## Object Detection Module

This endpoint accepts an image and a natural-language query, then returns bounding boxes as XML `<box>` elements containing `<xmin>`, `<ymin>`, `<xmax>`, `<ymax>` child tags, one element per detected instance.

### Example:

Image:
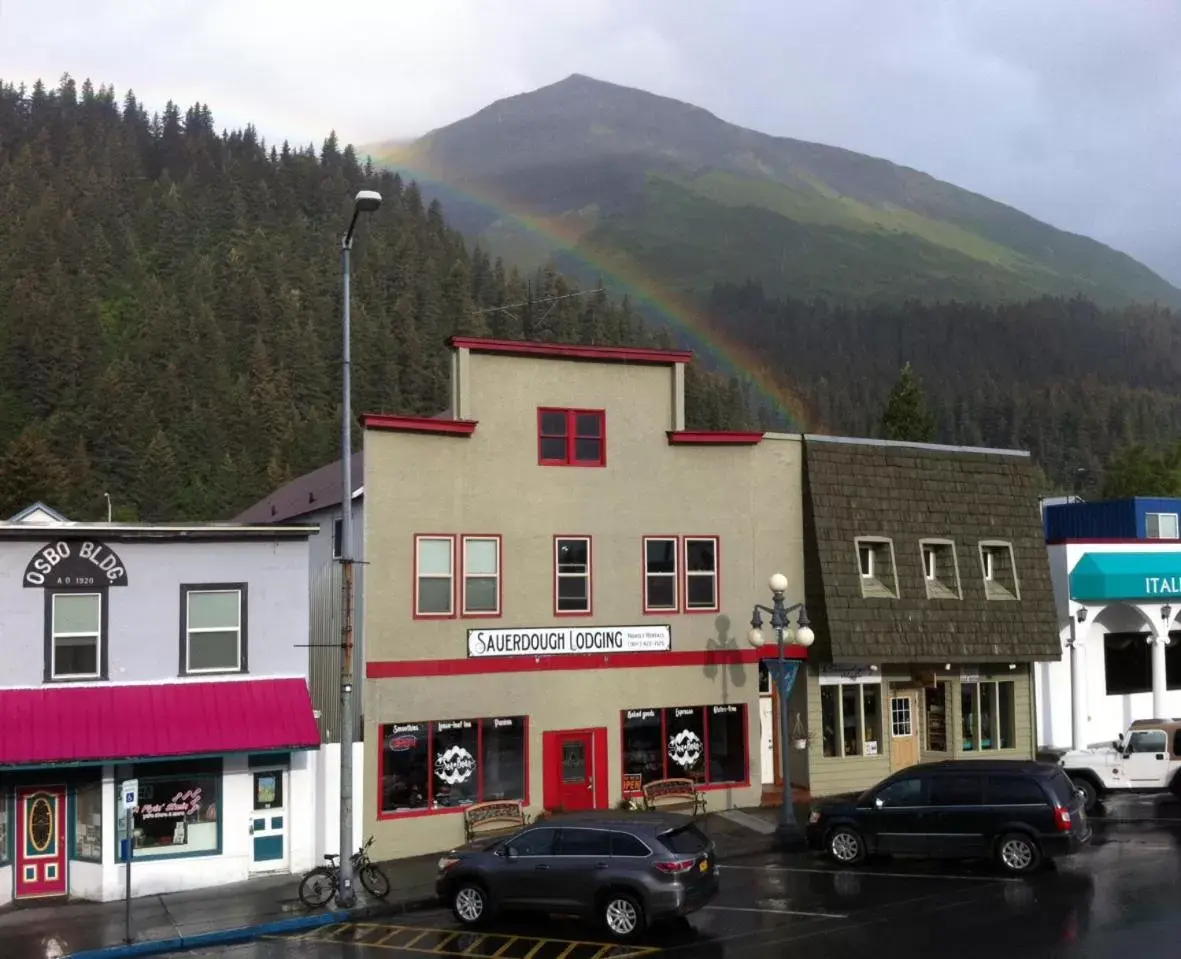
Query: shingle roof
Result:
<box><xmin>233</xmin><ymin>452</ymin><xmax>363</xmax><ymax>524</ymax></box>
<box><xmin>801</xmin><ymin>436</ymin><xmax>1061</xmax><ymax>663</ymax></box>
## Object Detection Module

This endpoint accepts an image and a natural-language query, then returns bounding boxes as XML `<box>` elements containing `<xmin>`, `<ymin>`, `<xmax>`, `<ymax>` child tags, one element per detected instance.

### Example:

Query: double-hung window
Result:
<box><xmin>182</xmin><ymin>586</ymin><xmax>246</xmax><ymax>673</ymax></box>
<box><xmin>538</xmin><ymin>408</ymin><xmax>605</xmax><ymax>466</ymax></box>
<box><xmin>462</xmin><ymin>536</ymin><xmax>501</xmax><ymax>616</ymax></box>
<box><xmin>643</xmin><ymin>537</ymin><xmax>678</xmax><ymax>612</ymax></box>
<box><xmin>683</xmin><ymin>537</ymin><xmax>719</xmax><ymax>612</ymax></box>
<box><xmin>49</xmin><ymin>592</ymin><xmax>103</xmax><ymax>680</ymax></box>
<box><xmin>555</xmin><ymin>537</ymin><xmax>592</xmax><ymax>614</ymax></box>
<box><xmin>415</xmin><ymin>535</ymin><xmax>455</xmax><ymax>617</ymax></box>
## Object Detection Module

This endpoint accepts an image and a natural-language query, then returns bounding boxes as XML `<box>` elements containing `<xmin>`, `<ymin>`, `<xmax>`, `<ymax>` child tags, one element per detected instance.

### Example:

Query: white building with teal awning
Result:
<box><xmin>1038</xmin><ymin>542</ymin><xmax>1181</xmax><ymax>750</ymax></box>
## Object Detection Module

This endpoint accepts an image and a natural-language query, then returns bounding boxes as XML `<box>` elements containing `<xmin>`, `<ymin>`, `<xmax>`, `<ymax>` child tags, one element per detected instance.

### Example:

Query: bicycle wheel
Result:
<box><xmin>359</xmin><ymin>862</ymin><xmax>390</xmax><ymax>899</ymax></box>
<box><xmin>299</xmin><ymin>866</ymin><xmax>337</xmax><ymax>908</ymax></box>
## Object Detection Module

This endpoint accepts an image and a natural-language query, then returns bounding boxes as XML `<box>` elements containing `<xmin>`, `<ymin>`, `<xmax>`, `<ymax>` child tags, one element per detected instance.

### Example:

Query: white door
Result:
<box><xmin>1120</xmin><ymin>729</ymin><xmax>1171</xmax><ymax>787</ymax></box>
<box><xmin>249</xmin><ymin>768</ymin><xmax>289</xmax><ymax>872</ymax></box>
<box><xmin>759</xmin><ymin>698</ymin><xmax>775</xmax><ymax>784</ymax></box>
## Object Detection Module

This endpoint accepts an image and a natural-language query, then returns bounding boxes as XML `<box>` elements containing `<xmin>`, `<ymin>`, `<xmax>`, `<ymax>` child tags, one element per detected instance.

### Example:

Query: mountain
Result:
<box><xmin>368</xmin><ymin>74</ymin><xmax>1181</xmax><ymax>309</ymax></box>
<box><xmin>0</xmin><ymin>75</ymin><xmax>750</xmax><ymax>522</ymax></box>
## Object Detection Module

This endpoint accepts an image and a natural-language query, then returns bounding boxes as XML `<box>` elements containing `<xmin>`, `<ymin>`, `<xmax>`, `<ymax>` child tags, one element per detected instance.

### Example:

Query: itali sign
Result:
<box><xmin>1069</xmin><ymin>552</ymin><xmax>1181</xmax><ymax>602</ymax></box>
<box><xmin>467</xmin><ymin>625</ymin><xmax>672</xmax><ymax>658</ymax></box>
<box><xmin>23</xmin><ymin>540</ymin><xmax>129</xmax><ymax>588</ymax></box>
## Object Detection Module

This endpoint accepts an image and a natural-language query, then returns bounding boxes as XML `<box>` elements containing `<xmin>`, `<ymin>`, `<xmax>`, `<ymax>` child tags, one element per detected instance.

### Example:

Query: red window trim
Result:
<box><xmin>619</xmin><ymin>704</ymin><xmax>751</xmax><ymax>796</ymax></box>
<box><xmin>666</xmin><ymin>431</ymin><xmax>765</xmax><ymax>445</ymax></box>
<box><xmin>447</xmin><ymin>336</ymin><xmax>694</xmax><ymax>366</ymax></box>
<box><xmin>681</xmin><ymin>536</ymin><xmax>721</xmax><ymax>615</ymax></box>
<box><xmin>413</xmin><ymin>534</ymin><xmax>456</xmax><ymax>620</ymax></box>
<box><xmin>460</xmin><ymin>534</ymin><xmax>503</xmax><ymax>619</ymax></box>
<box><xmin>553</xmin><ymin>535</ymin><xmax>593</xmax><ymax>617</ymax></box>
<box><xmin>363</xmin><ymin>413</ymin><xmax>477</xmax><ymax>436</ymax></box>
<box><xmin>641</xmin><ymin>535</ymin><xmax>680</xmax><ymax>615</ymax></box>
<box><xmin>537</xmin><ymin>408</ymin><xmax>607</xmax><ymax>467</ymax></box>
<box><xmin>376</xmin><ymin>716</ymin><xmax>532</xmax><ymax>821</ymax></box>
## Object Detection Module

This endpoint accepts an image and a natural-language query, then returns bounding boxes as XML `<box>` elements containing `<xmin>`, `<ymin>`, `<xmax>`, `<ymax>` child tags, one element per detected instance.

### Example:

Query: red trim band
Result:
<box><xmin>447</xmin><ymin>336</ymin><xmax>693</xmax><ymax>366</ymax></box>
<box><xmin>1046</xmin><ymin>538</ymin><xmax>1181</xmax><ymax>545</ymax></box>
<box><xmin>667</xmin><ymin>431</ymin><xmax>765</xmax><ymax>445</ymax></box>
<box><xmin>363</xmin><ymin>414</ymin><xmax>477</xmax><ymax>435</ymax></box>
<box><xmin>367</xmin><ymin>645</ymin><xmax>805</xmax><ymax>679</ymax></box>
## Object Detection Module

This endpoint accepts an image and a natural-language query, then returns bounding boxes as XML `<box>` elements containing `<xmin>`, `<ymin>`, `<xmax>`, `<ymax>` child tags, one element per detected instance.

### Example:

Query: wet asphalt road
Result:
<box><xmin>165</xmin><ymin>825</ymin><xmax>1181</xmax><ymax>959</ymax></box>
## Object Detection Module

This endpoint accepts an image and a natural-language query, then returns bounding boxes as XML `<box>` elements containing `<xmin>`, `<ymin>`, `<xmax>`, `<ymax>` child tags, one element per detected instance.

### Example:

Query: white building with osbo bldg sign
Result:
<box><xmin>0</xmin><ymin>509</ymin><xmax>324</xmax><ymax>906</ymax></box>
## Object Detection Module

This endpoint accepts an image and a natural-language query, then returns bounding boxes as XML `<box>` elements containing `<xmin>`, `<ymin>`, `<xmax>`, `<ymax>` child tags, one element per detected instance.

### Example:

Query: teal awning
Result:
<box><xmin>1070</xmin><ymin>552</ymin><xmax>1181</xmax><ymax>602</ymax></box>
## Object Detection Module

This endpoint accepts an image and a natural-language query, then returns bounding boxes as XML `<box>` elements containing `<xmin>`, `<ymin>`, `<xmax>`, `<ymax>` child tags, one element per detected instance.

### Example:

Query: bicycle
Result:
<box><xmin>299</xmin><ymin>835</ymin><xmax>391</xmax><ymax>907</ymax></box>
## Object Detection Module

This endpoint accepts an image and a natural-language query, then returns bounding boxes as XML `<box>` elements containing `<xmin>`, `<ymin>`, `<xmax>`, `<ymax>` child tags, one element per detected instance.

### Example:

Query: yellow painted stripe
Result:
<box><xmin>402</xmin><ymin>929</ymin><xmax>434</xmax><ymax>948</ymax></box>
<box><xmin>458</xmin><ymin>936</ymin><xmax>488</xmax><ymax>956</ymax></box>
<box><xmin>489</xmin><ymin>937</ymin><xmax>519</xmax><ymax>958</ymax></box>
<box><xmin>552</xmin><ymin>942</ymin><xmax>580</xmax><ymax>959</ymax></box>
<box><xmin>521</xmin><ymin>939</ymin><xmax>550</xmax><ymax>959</ymax></box>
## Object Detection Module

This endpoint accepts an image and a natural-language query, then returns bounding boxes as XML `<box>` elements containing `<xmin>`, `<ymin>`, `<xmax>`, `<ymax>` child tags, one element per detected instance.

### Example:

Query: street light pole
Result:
<box><xmin>337</xmin><ymin>188</ymin><xmax>382</xmax><ymax>908</ymax></box>
<box><xmin>748</xmin><ymin>572</ymin><xmax>814</xmax><ymax>850</ymax></box>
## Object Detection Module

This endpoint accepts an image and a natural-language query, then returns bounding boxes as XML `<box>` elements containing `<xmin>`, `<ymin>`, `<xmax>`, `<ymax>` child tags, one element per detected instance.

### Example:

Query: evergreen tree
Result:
<box><xmin>879</xmin><ymin>363</ymin><xmax>938</xmax><ymax>443</ymax></box>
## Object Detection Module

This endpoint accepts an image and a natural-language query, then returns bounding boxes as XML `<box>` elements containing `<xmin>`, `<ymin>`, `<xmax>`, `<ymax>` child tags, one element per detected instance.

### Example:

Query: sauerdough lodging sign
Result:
<box><xmin>467</xmin><ymin>625</ymin><xmax>671</xmax><ymax>658</ymax></box>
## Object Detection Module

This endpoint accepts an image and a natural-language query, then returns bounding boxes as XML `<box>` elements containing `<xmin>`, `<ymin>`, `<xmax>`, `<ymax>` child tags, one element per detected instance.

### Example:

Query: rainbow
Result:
<box><xmin>375</xmin><ymin>156</ymin><xmax>817</xmax><ymax>432</ymax></box>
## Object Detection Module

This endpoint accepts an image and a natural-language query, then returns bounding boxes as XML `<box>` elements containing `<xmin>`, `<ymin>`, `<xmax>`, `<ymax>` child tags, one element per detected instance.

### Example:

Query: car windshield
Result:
<box><xmin>659</xmin><ymin>823</ymin><xmax>710</xmax><ymax>855</ymax></box>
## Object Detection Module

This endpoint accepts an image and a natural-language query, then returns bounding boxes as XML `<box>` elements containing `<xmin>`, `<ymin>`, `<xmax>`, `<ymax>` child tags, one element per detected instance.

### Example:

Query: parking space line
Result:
<box><xmin>402</xmin><ymin>929</ymin><xmax>434</xmax><ymax>948</ymax></box>
<box><xmin>520</xmin><ymin>939</ymin><xmax>548</xmax><ymax>959</ymax></box>
<box><xmin>720</xmin><ymin>864</ymin><xmax>1018</xmax><ymax>882</ymax></box>
<box><xmin>704</xmin><ymin>904</ymin><xmax>848</xmax><ymax>919</ymax></box>
<box><xmin>489</xmin><ymin>936</ymin><xmax>519</xmax><ymax>957</ymax></box>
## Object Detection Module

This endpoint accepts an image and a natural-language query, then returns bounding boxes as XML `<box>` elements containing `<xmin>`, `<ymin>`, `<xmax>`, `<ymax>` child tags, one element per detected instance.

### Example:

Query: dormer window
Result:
<box><xmin>854</xmin><ymin>537</ymin><xmax>898</xmax><ymax>599</ymax></box>
<box><xmin>920</xmin><ymin>539</ymin><xmax>962</xmax><ymax>600</ymax></box>
<box><xmin>538</xmin><ymin>409</ymin><xmax>606</xmax><ymax>467</ymax></box>
<box><xmin>979</xmin><ymin>541</ymin><xmax>1020</xmax><ymax>600</ymax></box>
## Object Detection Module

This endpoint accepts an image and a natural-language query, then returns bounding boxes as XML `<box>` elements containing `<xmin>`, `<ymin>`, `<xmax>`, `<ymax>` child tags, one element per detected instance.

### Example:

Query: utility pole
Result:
<box><xmin>336</xmin><ymin>188</ymin><xmax>382</xmax><ymax>907</ymax></box>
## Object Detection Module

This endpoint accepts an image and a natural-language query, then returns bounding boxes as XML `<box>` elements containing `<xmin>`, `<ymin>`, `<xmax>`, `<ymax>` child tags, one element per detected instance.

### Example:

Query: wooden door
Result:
<box><xmin>555</xmin><ymin>732</ymin><xmax>596</xmax><ymax>811</ymax></box>
<box><xmin>889</xmin><ymin>693</ymin><xmax>920</xmax><ymax>772</ymax></box>
<box><xmin>15</xmin><ymin>787</ymin><xmax>67</xmax><ymax>899</ymax></box>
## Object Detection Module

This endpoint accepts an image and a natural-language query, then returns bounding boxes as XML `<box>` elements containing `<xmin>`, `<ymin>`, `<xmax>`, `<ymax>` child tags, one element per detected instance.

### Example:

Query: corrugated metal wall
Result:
<box><xmin>308</xmin><ymin>558</ymin><xmax>363</xmax><ymax>742</ymax></box>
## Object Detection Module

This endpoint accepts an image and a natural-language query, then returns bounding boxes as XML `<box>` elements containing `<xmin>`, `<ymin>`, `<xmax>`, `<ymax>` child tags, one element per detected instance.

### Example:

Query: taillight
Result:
<box><xmin>1054</xmin><ymin>806</ymin><xmax>1072</xmax><ymax>832</ymax></box>
<box><xmin>655</xmin><ymin>857</ymin><xmax>698</xmax><ymax>874</ymax></box>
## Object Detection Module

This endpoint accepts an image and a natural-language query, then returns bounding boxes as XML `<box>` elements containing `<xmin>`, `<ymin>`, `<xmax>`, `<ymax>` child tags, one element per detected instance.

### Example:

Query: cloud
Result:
<box><xmin>1</xmin><ymin>0</ymin><xmax>1177</xmax><ymax>283</ymax></box>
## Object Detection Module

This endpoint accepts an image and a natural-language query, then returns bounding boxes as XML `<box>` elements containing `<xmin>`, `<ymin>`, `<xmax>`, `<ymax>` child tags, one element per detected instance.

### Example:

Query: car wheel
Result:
<box><xmin>996</xmin><ymin>833</ymin><xmax>1042</xmax><ymax>875</ymax></box>
<box><xmin>1071</xmin><ymin>777</ymin><xmax>1098</xmax><ymax>813</ymax></box>
<box><xmin>451</xmin><ymin>882</ymin><xmax>490</xmax><ymax>927</ymax></box>
<box><xmin>601</xmin><ymin>890</ymin><xmax>646</xmax><ymax>942</ymax></box>
<box><xmin>827</xmin><ymin>826</ymin><xmax>867</xmax><ymax>866</ymax></box>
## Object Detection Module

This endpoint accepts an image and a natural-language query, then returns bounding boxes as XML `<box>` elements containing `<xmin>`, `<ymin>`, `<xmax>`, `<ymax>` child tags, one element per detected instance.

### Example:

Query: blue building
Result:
<box><xmin>1044</xmin><ymin>497</ymin><xmax>1181</xmax><ymax>543</ymax></box>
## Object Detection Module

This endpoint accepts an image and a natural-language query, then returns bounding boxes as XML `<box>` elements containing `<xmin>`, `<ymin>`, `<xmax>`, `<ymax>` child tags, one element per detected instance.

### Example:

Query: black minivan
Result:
<box><xmin>805</xmin><ymin>760</ymin><xmax>1091</xmax><ymax>875</ymax></box>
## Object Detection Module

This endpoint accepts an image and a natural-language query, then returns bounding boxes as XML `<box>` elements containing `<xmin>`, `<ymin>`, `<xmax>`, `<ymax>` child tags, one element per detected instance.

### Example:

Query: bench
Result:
<box><xmin>642</xmin><ymin>778</ymin><xmax>706</xmax><ymax>815</ymax></box>
<box><xmin>463</xmin><ymin>800</ymin><xmax>530</xmax><ymax>842</ymax></box>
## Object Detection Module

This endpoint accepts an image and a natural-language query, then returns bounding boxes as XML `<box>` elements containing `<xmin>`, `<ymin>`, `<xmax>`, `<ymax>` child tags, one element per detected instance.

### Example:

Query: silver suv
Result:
<box><xmin>436</xmin><ymin>814</ymin><xmax>719</xmax><ymax>941</ymax></box>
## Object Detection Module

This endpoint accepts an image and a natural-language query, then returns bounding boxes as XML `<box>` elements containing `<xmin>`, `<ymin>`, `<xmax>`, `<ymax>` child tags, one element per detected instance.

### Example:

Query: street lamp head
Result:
<box><xmin>747</xmin><ymin>627</ymin><xmax>766</xmax><ymax>648</ymax></box>
<box><xmin>794</xmin><ymin>624</ymin><xmax>815</xmax><ymax>648</ymax></box>
<box><xmin>768</xmin><ymin>572</ymin><xmax>788</xmax><ymax>594</ymax></box>
<box><xmin>354</xmin><ymin>189</ymin><xmax>383</xmax><ymax>214</ymax></box>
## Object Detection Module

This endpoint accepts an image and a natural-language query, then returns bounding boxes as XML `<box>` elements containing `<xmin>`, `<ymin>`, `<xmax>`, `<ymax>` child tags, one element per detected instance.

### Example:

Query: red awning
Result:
<box><xmin>0</xmin><ymin>678</ymin><xmax>322</xmax><ymax>766</ymax></box>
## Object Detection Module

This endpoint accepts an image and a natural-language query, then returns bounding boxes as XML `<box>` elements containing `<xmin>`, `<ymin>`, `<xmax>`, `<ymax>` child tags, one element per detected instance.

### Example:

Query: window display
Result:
<box><xmin>73</xmin><ymin>782</ymin><xmax>103</xmax><ymax>861</ymax></box>
<box><xmin>0</xmin><ymin>798</ymin><xmax>7</xmax><ymax>864</ymax></box>
<box><xmin>620</xmin><ymin>704</ymin><xmax>749</xmax><ymax>790</ymax></box>
<box><xmin>819</xmin><ymin>678</ymin><xmax>882</xmax><ymax>758</ymax></box>
<box><xmin>116</xmin><ymin>774</ymin><xmax>220</xmax><ymax>859</ymax></box>
<box><xmin>379</xmin><ymin>716</ymin><xmax>527</xmax><ymax>815</ymax></box>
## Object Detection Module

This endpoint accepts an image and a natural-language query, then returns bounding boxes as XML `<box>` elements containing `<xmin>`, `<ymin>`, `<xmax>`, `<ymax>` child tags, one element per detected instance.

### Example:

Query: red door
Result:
<box><xmin>557</xmin><ymin>732</ymin><xmax>595</xmax><ymax>812</ymax></box>
<box><xmin>15</xmin><ymin>787</ymin><xmax>67</xmax><ymax>899</ymax></box>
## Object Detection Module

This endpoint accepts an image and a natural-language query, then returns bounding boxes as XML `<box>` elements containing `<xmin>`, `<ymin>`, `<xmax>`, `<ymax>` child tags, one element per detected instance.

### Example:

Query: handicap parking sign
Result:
<box><xmin>121</xmin><ymin>778</ymin><xmax>139</xmax><ymax>810</ymax></box>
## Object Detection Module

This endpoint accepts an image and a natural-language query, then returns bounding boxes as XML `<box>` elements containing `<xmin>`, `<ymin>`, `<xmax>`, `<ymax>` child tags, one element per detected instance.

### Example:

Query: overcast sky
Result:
<box><xmin>3</xmin><ymin>0</ymin><xmax>1179</xmax><ymax>284</ymax></box>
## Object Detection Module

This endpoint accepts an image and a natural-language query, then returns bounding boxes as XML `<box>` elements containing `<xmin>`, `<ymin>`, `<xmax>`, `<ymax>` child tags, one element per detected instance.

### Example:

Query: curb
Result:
<box><xmin>65</xmin><ymin>892</ymin><xmax>440</xmax><ymax>959</ymax></box>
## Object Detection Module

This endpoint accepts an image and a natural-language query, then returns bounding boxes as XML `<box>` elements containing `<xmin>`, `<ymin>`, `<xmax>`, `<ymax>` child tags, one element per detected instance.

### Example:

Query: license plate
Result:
<box><xmin>699</xmin><ymin>859</ymin><xmax>709</xmax><ymax>872</ymax></box>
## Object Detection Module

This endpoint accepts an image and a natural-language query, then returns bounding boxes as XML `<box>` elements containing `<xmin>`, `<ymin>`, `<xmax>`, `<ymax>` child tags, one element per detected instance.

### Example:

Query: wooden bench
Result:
<box><xmin>463</xmin><ymin>800</ymin><xmax>530</xmax><ymax>842</ymax></box>
<box><xmin>642</xmin><ymin>778</ymin><xmax>706</xmax><ymax>815</ymax></box>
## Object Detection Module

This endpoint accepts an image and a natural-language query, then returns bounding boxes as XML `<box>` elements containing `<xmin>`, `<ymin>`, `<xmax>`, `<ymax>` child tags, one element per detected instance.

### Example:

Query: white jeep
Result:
<box><xmin>1057</xmin><ymin>718</ymin><xmax>1181</xmax><ymax>812</ymax></box>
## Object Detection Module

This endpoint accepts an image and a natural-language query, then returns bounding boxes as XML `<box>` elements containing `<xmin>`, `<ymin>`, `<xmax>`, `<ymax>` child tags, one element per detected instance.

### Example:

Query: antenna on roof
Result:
<box><xmin>471</xmin><ymin>288</ymin><xmax>605</xmax><ymax>328</ymax></box>
<box><xmin>103</xmin><ymin>492</ymin><xmax>112</xmax><ymax>523</ymax></box>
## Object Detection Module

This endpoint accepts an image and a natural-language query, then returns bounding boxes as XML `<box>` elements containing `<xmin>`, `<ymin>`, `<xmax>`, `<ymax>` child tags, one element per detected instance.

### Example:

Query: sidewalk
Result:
<box><xmin>0</xmin><ymin>804</ymin><xmax>793</xmax><ymax>958</ymax></box>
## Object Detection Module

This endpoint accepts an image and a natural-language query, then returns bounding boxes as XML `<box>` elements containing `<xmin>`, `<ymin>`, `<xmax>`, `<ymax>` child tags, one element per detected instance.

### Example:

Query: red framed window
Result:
<box><xmin>378</xmin><ymin>716</ymin><xmax>528</xmax><ymax>817</ymax></box>
<box><xmin>554</xmin><ymin>536</ymin><xmax>592</xmax><ymax>615</ymax></box>
<box><xmin>642</xmin><ymin>537</ymin><xmax>679</xmax><ymax>613</ymax></box>
<box><xmin>538</xmin><ymin>408</ymin><xmax>606</xmax><ymax>467</ymax></box>
<box><xmin>461</xmin><ymin>535</ymin><xmax>502</xmax><ymax>617</ymax></box>
<box><xmin>620</xmin><ymin>705</ymin><xmax>748</xmax><ymax>792</ymax></box>
<box><xmin>683</xmin><ymin>537</ymin><xmax>720</xmax><ymax>612</ymax></box>
<box><xmin>414</xmin><ymin>535</ymin><xmax>455</xmax><ymax>618</ymax></box>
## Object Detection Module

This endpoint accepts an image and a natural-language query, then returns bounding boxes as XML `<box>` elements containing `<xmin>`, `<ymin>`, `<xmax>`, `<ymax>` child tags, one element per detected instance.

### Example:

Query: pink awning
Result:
<box><xmin>0</xmin><ymin>678</ymin><xmax>321</xmax><ymax>766</ymax></box>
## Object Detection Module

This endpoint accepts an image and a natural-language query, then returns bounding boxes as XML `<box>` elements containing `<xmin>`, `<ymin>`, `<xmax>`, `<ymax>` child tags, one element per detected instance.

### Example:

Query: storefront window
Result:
<box><xmin>379</xmin><ymin>716</ymin><xmax>527</xmax><ymax>815</ymax></box>
<box><xmin>819</xmin><ymin>679</ymin><xmax>882</xmax><ymax>758</ymax></box>
<box><xmin>925</xmin><ymin>683</ymin><xmax>948</xmax><ymax>752</ymax></box>
<box><xmin>0</xmin><ymin>798</ymin><xmax>8</xmax><ymax>864</ymax></box>
<box><xmin>962</xmin><ymin>680</ymin><xmax>1017</xmax><ymax>752</ymax></box>
<box><xmin>998</xmin><ymin>682</ymin><xmax>1016</xmax><ymax>749</ymax></box>
<box><xmin>74</xmin><ymin>782</ymin><xmax>103</xmax><ymax>862</ymax></box>
<box><xmin>620</xmin><ymin>705</ymin><xmax>749</xmax><ymax>789</ymax></box>
<box><xmin>116</xmin><ymin>771</ymin><xmax>220</xmax><ymax>859</ymax></box>
<box><xmin>961</xmin><ymin>684</ymin><xmax>978</xmax><ymax>751</ymax></box>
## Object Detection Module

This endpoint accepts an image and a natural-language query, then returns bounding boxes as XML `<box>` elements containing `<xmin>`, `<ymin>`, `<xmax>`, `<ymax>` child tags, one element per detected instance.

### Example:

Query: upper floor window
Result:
<box><xmin>415</xmin><ymin>535</ymin><xmax>455</xmax><ymax>618</ymax></box>
<box><xmin>920</xmin><ymin>539</ymin><xmax>962</xmax><ymax>600</ymax></box>
<box><xmin>643</xmin><ymin>537</ymin><xmax>679</xmax><ymax>613</ymax></box>
<box><xmin>1146</xmin><ymin>512</ymin><xmax>1179</xmax><ymax>539</ymax></box>
<box><xmin>462</xmin><ymin>536</ymin><xmax>502</xmax><ymax>617</ymax></box>
<box><xmin>332</xmin><ymin>518</ymin><xmax>343</xmax><ymax>558</ymax></box>
<box><xmin>554</xmin><ymin>536</ymin><xmax>592</xmax><ymax>615</ymax></box>
<box><xmin>49</xmin><ymin>591</ymin><xmax>103</xmax><ymax>680</ymax></box>
<box><xmin>538</xmin><ymin>408</ymin><xmax>605</xmax><ymax>467</ymax></box>
<box><xmin>855</xmin><ymin>537</ymin><xmax>898</xmax><ymax>599</ymax></box>
<box><xmin>182</xmin><ymin>585</ymin><xmax>246</xmax><ymax>673</ymax></box>
<box><xmin>979</xmin><ymin>541</ymin><xmax>1020</xmax><ymax>600</ymax></box>
<box><xmin>684</xmin><ymin>537</ymin><xmax>719</xmax><ymax>612</ymax></box>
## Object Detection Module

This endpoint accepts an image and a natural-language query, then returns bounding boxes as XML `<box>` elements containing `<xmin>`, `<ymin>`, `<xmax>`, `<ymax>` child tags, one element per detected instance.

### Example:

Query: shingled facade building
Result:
<box><xmin>794</xmin><ymin>436</ymin><xmax>1060</xmax><ymax>798</ymax></box>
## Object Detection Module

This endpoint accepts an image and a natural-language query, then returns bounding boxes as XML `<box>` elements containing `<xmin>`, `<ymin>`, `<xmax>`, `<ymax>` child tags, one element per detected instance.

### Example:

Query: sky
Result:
<box><xmin>2</xmin><ymin>0</ymin><xmax>1179</xmax><ymax>285</ymax></box>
